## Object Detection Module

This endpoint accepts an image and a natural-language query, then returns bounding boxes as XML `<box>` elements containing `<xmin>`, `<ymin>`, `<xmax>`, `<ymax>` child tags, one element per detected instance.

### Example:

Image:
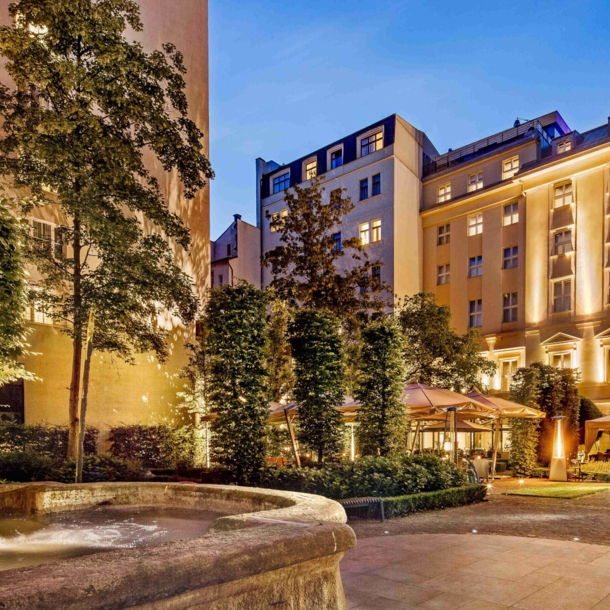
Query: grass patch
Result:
<box><xmin>505</xmin><ymin>484</ymin><xmax>610</xmax><ymax>499</ymax></box>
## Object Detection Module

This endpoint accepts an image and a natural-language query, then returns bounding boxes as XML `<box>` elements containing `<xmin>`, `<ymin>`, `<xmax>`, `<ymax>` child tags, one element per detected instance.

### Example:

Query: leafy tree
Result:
<box><xmin>290</xmin><ymin>309</ymin><xmax>346</xmax><ymax>462</ymax></box>
<box><xmin>508</xmin><ymin>418</ymin><xmax>540</xmax><ymax>477</ymax></box>
<box><xmin>0</xmin><ymin>1</ymin><xmax>212</xmax><ymax>459</ymax></box>
<box><xmin>0</xmin><ymin>196</ymin><xmax>35</xmax><ymax>386</ymax></box>
<box><xmin>397</xmin><ymin>293</ymin><xmax>496</xmax><ymax>391</ymax></box>
<box><xmin>355</xmin><ymin>317</ymin><xmax>406</xmax><ymax>456</ymax></box>
<box><xmin>263</xmin><ymin>179</ymin><xmax>389</xmax><ymax>320</ymax></box>
<box><xmin>177</xmin><ymin>334</ymin><xmax>211</xmax><ymax>421</ymax></box>
<box><xmin>206</xmin><ymin>282</ymin><xmax>269</xmax><ymax>483</ymax></box>
<box><xmin>578</xmin><ymin>396</ymin><xmax>602</xmax><ymax>445</ymax></box>
<box><xmin>266</xmin><ymin>297</ymin><xmax>294</xmax><ymax>403</ymax></box>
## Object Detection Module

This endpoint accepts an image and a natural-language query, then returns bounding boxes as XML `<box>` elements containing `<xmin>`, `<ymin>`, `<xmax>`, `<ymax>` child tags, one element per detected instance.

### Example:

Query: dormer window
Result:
<box><xmin>272</xmin><ymin>172</ymin><xmax>290</xmax><ymax>194</ymax></box>
<box><xmin>361</xmin><ymin>131</ymin><xmax>383</xmax><ymax>157</ymax></box>
<box><xmin>557</xmin><ymin>140</ymin><xmax>572</xmax><ymax>154</ymax></box>
<box><xmin>330</xmin><ymin>149</ymin><xmax>343</xmax><ymax>169</ymax></box>
<box><xmin>502</xmin><ymin>156</ymin><xmax>519</xmax><ymax>180</ymax></box>
<box><xmin>467</xmin><ymin>171</ymin><xmax>483</xmax><ymax>192</ymax></box>
<box><xmin>305</xmin><ymin>159</ymin><xmax>317</xmax><ymax>180</ymax></box>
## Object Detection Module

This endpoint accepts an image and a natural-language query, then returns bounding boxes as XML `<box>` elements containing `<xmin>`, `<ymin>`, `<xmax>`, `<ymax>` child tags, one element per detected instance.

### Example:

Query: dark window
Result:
<box><xmin>0</xmin><ymin>379</ymin><xmax>24</xmax><ymax>424</ymax></box>
<box><xmin>360</xmin><ymin>178</ymin><xmax>369</xmax><ymax>201</ymax></box>
<box><xmin>468</xmin><ymin>256</ymin><xmax>483</xmax><ymax>277</ymax></box>
<box><xmin>469</xmin><ymin>299</ymin><xmax>482</xmax><ymax>328</ymax></box>
<box><xmin>503</xmin><ymin>292</ymin><xmax>518</xmax><ymax>323</ymax></box>
<box><xmin>226</xmin><ymin>243</ymin><xmax>231</xmax><ymax>257</ymax></box>
<box><xmin>330</xmin><ymin>149</ymin><xmax>343</xmax><ymax>169</ymax></box>
<box><xmin>503</xmin><ymin>246</ymin><xmax>518</xmax><ymax>269</ymax></box>
<box><xmin>372</xmin><ymin>266</ymin><xmax>381</xmax><ymax>287</ymax></box>
<box><xmin>437</xmin><ymin>224</ymin><xmax>450</xmax><ymax>245</ymax></box>
<box><xmin>332</xmin><ymin>232</ymin><xmax>342</xmax><ymax>251</ymax></box>
<box><xmin>273</xmin><ymin>173</ymin><xmax>290</xmax><ymax>194</ymax></box>
<box><xmin>219</xmin><ymin>274</ymin><xmax>223</xmax><ymax>286</ymax></box>
<box><xmin>360</xmin><ymin>272</ymin><xmax>369</xmax><ymax>294</ymax></box>
<box><xmin>372</xmin><ymin>174</ymin><xmax>381</xmax><ymax>196</ymax></box>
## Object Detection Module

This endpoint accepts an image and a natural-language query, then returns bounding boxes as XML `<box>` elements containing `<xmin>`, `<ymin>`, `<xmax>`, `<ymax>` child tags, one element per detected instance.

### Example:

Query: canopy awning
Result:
<box><xmin>423</xmin><ymin>420</ymin><xmax>492</xmax><ymax>432</ymax></box>
<box><xmin>465</xmin><ymin>392</ymin><xmax>546</xmax><ymax>419</ymax></box>
<box><xmin>585</xmin><ymin>414</ymin><xmax>610</xmax><ymax>453</ymax></box>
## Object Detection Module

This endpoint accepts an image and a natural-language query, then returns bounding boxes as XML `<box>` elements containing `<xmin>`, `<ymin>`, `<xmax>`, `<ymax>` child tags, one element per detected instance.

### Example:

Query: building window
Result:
<box><xmin>468</xmin><ymin>256</ymin><xmax>483</xmax><ymax>277</ymax></box>
<box><xmin>503</xmin><ymin>246</ymin><xmax>518</xmax><ymax>269</ymax></box>
<box><xmin>469</xmin><ymin>299</ymin><xmax>482</xmax><ymax>328</ymax></box>
<box><xmin>226</xmin><ymin>243</ymin><xmax>231</xmax><ymax>257</ymax></box>
<box><xmin>371</xmin><ymin>219</ymin><xmax>381</xmax><ymax>243</ymax></box>
<box><xmin>551</xmin><ymin>352</ymin><xmax>572</xmax><ymax>369</ymax></box>
<box><xmin>372</xmin><ymin>265</ymin><xmax>381</xmax><ymax>287</ymax></box>
<box><xmin>30</xmin><ymin>288</ymin><xmax>52</xmax><ymax>325</ymax></box>
<box><xmin>372</xmin><ymin>174</ymin><xmax>381</xmax><ymax>196</ymax></box>
<box><xmin>218</xmin><ymin>274</ymin><xmax>224</xmax><ymax>286</ymax></box>
<box><xmin>361</xmin><ymin>131</ymin><xmax>383</xmax><ymax>157</ymax></box>
<box><xmin>305</xmin><ymin>159</ymin><xmax>317</xmax><ymax>180</ymax></box>
<box><xmin>502</xmin><ymin>292</ymin><xmax>518</xmax><ymax>322</ymax></box>
<box><xmin>360</xmin><ymin>178</ymin><xmax>369</xmax><ymax>201</ymax></box>
<box><xmin>273</xmin><ymin>173</ymin><xmax>290</xmax><ymax>194</ymax></box>
<box><xmin>332</xmin><ymin>232</ymin><xmax>342</xmax><ymax>251</ymax></box>
<box><xmin>437</xmin><ymin>182</ymin><xmax>451</xmax><ymax>203</ymax></box>
<box><xmin>360</xmin><ymin>222</ymin><xmax>370</xmax><ymax>246</ymax></box>
<box><xmin>503</xmin><ymin>202</ymin><xmax>519</xmax><ymax>226</ymax></box>
<box><xmin>330</xmin><ymin>149</ymin><xmax>343</xmax><ymax>169</ymax></box>
<box><xmin>32</xmin><ymin>219</ymin><xmax>64</xmax><ymax>258</ymax></box>
<box><xmin>557</xmin><ymin>140</ymin><xmax>572</xmax><ymax>154</ymax></box>
<box><xmin>554</xmin><ymin>230</ymin><xmax>573</xmax><ymax>255</ymax></box>
<box><xmin>269</xmin><ymin>212</ymin><xmax>280</xmax><ymax>233</ymax></box>
<box><xmin>467</xmin><ymin>171</ymin><xmax>483</xmax><ymax>192</ymax></box>
<box><xmin>500</xmin><ymin>358</ymin><xmax>519</xmax><ymax>391</ymax></box>
<box><xmin>437</xmin><ymin>264</ymin><xmax>450</xmax><ymax>285</ymax></box>
<box><xmin>468</xmin><ymin>213</ymin><xmax>483</xmax><ymax>236</ymax></box>
<box><xmin>502</xmin><ymin>156</ymin><xmax>519</xmax><ymax>180</ymax></box>
<box><xmin>553</xmin><ymin>279</ymin><xmax>572</xmax><ymax>313</ymax></box>
<box><xmin>437</xmin><ymin>224</ymin><xmax>450</xmax><ymax>245</ymax></box>
<box><xmin>554</xmin><ymin>182</ymin><xmax>573</xmax><ymax>208</ymax></box>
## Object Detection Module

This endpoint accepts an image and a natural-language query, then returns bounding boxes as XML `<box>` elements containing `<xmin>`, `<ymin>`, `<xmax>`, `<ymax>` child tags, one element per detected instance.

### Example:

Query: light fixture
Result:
<box><xmin>550</xmin><ymin>416</ymin><xmax>568</xmax><ymax>481</ymax></box>
<box><xmin>443</xmin><ymin>441</ymin><xmax>452</xmax><ymax>452</ymax></box>
<box><xmin>518</xmin><ymin>479</ymin><xmax>525</xmax><ymax>485</ymax></box>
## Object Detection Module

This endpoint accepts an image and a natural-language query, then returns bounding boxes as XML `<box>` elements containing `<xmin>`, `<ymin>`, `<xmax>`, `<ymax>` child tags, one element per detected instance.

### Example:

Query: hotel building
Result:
<box><xmin>258</xmin><ymin>111</ymin><xmax>610</xmax><ymax>412</ymax></box>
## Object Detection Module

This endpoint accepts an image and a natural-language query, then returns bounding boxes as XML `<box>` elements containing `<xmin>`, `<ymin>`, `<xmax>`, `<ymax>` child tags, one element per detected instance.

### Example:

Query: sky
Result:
<box><xmin>208</xmin><ymin>0</ymin><xmax>610</xmax><ymax>238</ymax></box>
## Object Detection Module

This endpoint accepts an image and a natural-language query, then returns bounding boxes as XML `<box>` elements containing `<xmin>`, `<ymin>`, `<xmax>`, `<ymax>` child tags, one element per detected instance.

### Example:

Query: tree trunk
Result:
<box><xmin>76</xmin><ymin>311</ymin><xmax>95</xmax><ymax>483</ymax></box>
<box><xmin>317</xmin><ymin>446</ymin><xmax>323</xmax><ymax>463</ymax></box>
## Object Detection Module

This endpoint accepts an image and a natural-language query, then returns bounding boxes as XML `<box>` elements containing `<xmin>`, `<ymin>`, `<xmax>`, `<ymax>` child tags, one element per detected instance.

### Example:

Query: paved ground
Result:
<box><xmin>342</xmin><ymin>480</ymin><xmax>610</xmax><ymax>609</ymax></box>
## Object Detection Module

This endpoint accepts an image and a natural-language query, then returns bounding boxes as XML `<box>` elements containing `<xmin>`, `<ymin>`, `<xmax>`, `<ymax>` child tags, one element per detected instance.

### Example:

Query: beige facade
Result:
<box><xmin>0</xmin><ymin>1</ymin><xmax>210</xmax><ymax>433</ymax></box>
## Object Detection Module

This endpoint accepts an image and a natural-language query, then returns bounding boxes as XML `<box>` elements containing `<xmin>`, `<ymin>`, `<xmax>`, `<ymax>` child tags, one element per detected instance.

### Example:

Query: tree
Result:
<box><xmin>397</xmin><ymin>293</ymin><xmax>496</xmax><ymax>391</ymax></box>
<box><xmin>206</xmin><ymin>282</ymin><xmax>269</xmax><ymax>483</ymax></box>
<box><xmin>0</xmin><ymin>196</ymin><xmax>35</xmax><ymax>386</ymax></box>
<box><xmin>266</xmin><ymin>297</ymin><xmax>294</xmax><ymax>403</ymax></box>
<box><xmin>263</xmin><ymin>179</ymin><xmax>389</xmax><ymax>320</ymax></box>
<box><xmin>290</xmin><ymin>309</ymin><xmax>346</xmax><ymax>462</ymax></box>
<box><xmin>578</xmin><ymin>396</ymin><xmax>602</xmax><ymax>445</ymax></box>
<box><xmin>355</xmin><ymin>316</ymin><xmax>406</xmax><ymax>456</ymax></box>
<box><xmin>0</xmin><ymin>1</ymin><xmax>212</xmax><ymax>460</ymax></box>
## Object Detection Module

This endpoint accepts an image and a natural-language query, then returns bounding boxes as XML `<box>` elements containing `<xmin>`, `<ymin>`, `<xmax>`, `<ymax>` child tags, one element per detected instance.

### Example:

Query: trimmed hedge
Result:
<box><xmin>383</xmin><ymin>484</ymin><xmax>487</xmax><ymax>518</ymax></box>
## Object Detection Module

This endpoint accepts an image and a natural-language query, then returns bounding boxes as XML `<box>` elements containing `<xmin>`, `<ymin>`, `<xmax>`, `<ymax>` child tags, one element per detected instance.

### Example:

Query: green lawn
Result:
<box><xmin>505</xmin><ymin>484</ymin><xmax>610</xmax><ymax>499</ymax></box>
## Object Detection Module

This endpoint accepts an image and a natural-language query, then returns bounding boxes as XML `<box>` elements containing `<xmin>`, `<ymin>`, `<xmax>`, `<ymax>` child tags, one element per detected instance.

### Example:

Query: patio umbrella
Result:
<box><xmin>466</xmin><ymin>391</ymin><xmax>545</xmax><ymax>479</ymax></box>
<box><xmin>423</xmin><ymin>420</ymin><xmax>493</xmax><ymax>432</ymax></box>
<box><xmin>584</xmin><ymin>414</ymin><xmax>610</xmax><ymax>454</ymax></box>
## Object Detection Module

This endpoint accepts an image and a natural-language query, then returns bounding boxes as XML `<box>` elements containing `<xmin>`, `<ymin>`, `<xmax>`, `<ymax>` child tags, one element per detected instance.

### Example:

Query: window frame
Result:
<box><xmin>437</xmin><ymin>182</ymin><xmax>451</xmax><ymax>203</ymax></box>
<box><xmin>332</xmin><ymin>231</ymin><xmax>342</xmax><ymax>251</ymax></box>
<box><xmin>551</xmin><ymin>351</ymin><xmax>572</xmax><ymax>369</ymax></box>
<box><xmin>269</xmin><ymin>211</ymin><xmax>280</xmax><ymax>233</ymax></box>
<box><xmin>358</xmin><ymin>129</ymin><xmax>384</xmax><ymax>158</ymax></box>
<box><xmin>468</xmin><ymin>255</ymin><xmax>483</xmax><ymax>278</ymax></box>
<box><xmin>468</xmin><ymin>213</ymin><xmax>483</xmax><ymax>236</ymax></box>
<box><xmin>553</xmin><ymin>278</ymin><xmax>572</xmax><ymax>313</ymax></box>
<box><xmin>503</xmin><ymin>246</ymin><xmax>519</xmax><ymax>269</ymax></box>
<box><xmin>467</xmin><ymin>171</ymin><xmax>483</xmax><ymax>192</ymax></box>
<box><xmin>304</xmin><ymin>157</ymin><xmax>318</xmax><ymax>181</ymax></box>
<box><xmin>272</xmin><ymin>172</ymin><xmax>290</xmax><ymax>194</ymax></box>
<box><xmin>503</xmin><ymin>202</ymin><xmax>519</xmax><ymax>226</ymax></box>
<box><xmin>437</xmin><ymin>224</ymin><xmax>451</xmax><ymax>245</ymax></box>
<box><xmin>554</xmin><ymin>181</ymin><xmax>573</xmax><ymax>209</ymax></box>
<box><xmin>359</xmin><ymin>222</ymin><xmax>370</xmax><ymax>246</ymax></box>
<box><xmin>372</xmin><ymin>173</ymin><xmax>381</xmax><ymax>197</ymax></box>
<box><xmin>502</xmin><ymin>292</ymin><xmax>518</xmax><ymax>323</ymax></box>
<box><xmin>500</xmin><ymin>358</ymin><xmax>519</xmax><ymax>391</ymax></box>
<box><xmin>437</xmin><ymin>264</ymin><xmax>450</xmax><ymax>285</ymax></box>
<box><xmin>557</xmin><ymin>139</ymin><xmax>572</xmax><ymax>154</ymax></box>
<box><xmin>372</xmin><ymin>265</ymin><xmax>381</xmax><ymax>288</ymax></box>
<box><xmin>553</xmin><ymin>229</ymin><xmax>573</xmax><ymax>255</ymax></box>
<box><xmin>359</xmin><ymin>178</ymin><xmax>369</xmax><ymax>201</ymax></box>
<box><xmin>468</xmin><ymin>299</ymin><xmax>483</xmax><ymax>328</ymax></box>
<box><xmin>371</xmin><ymin>218</ymin><xmax>382</xmax><ymax>243</ymax></box>
<box><xmin>502</xmin><ymin>156</ymin><xmax>519</xmax><ymax>180</ymax></box>
<box><xmin>329</xmin><ymin>146</ymin><xmax>344</xmax><ymax>170</ymax></box>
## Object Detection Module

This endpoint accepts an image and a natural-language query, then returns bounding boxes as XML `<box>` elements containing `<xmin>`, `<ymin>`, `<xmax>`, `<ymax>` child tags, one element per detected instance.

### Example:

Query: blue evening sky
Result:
<box><xmin>208</xmin><ymin>0</ymin><xmax>610</xmax><ymax>238</ymax></box>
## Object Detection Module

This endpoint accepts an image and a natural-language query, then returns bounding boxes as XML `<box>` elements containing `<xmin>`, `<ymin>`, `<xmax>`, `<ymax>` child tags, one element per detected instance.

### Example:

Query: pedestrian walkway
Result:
<box><xmin>342</xmin><ymin>533</ymin><xmax>610</xmax><ymax>610</ymax></box>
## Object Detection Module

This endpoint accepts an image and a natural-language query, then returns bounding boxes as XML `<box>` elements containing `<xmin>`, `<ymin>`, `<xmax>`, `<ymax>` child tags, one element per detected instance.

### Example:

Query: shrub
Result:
<box><xmin>54</xmin><ymin>454</ymin><xmax>146</xmax><ymax>483</ymax></box>
<box><xmin>0</xmin><ymin>423</ymin><xmax>98</xmax><ymax>459</ymax></box>
<box><xmin>0</xmin><ymin>451</ymin><xmax>56</xmax><ymax>482</ymax></box>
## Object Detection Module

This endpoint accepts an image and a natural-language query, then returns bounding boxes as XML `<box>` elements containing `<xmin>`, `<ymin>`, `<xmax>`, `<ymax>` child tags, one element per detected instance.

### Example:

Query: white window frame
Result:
<box><xmin>303</xmin><ymin>157</ymin><xmax>317</xmax><ymax>181</ymax></box>
<box><xmin>500</xmin><ymin>358</ymin><xmax>519</xmax><ymax>391</ymax></box>
<box><xmin>553</xmin><ymin>278</ymin><xmax>572</xmax><ymax>313</ymax></box>
<box><xmin>468</xmin><ymin>213</ymin><xmax>483</xmax><ymax>236</ymax></box>
<box><xmin>357</xmin><ymin>128</ymin><xmax>384</xmax><ymax>158</ymax></box>
<box><xmin>502</xmin><ymin>156</ymin><xmax>519</xmax><ymax>180</ymax></box>
<box><xmin>327</xmin><ymin>145</ymin><xmax>344</xmax><ymax>170</ymax></box>
<box><xmin>31</xmin><ymin>218</ymin><xmax>65</xmax><ymax>259</ymax></box>
<box><xmin>551</xmin><ymin>351</ymin><xmax>572</xmax><ymax>369</ymax></box>
<box><xmin>467</xmin><ymin>171</ymin><xmax>483</xmax><ymax>192</ymax></box>
<box><xmin>557</xmin><ymin>139</ymin><xmax>572</xmax><ymax>154</ymax></box>
<box><xmin>553</xmin><ymin>230</ymin><xmax>573</xmax><ymax>255</ymax></box>
<box><xmin>503</xmin><ymin>202</ymin><xmax>519</xmax><ymax>226</ymax></box>
<box><xmin>437</xmin><ymin>264</ymin><xmax>450</xmax><ymax>285</ymax></box>
<box><xmin>29</xmin><ymin>286</ymin><xmax>52</xmax><ymax>325</ymax></box>
<box><xmin>437</xmin><ymin>224</ymin><xmax>450</xmax><ymax>245</ymax></box>
<box><xmin>468</xmin><ymin>299</ymin><xmax>482</xmax><ymax>328</ymax></box>
<box><xmin>371</xmin><ymin>218</ymin><xmax>381</xmax><ymax>243</ymax></box>
<box><xmin>468</xmin><ymin>256</ymin><xmax>483</xmax><ymax>278</ymax></box>
<box><xmin>503</xmin><ymin>246</ymin><xmax>518</xmax><ymax>269</ymax></box>
<box><xmin>502</xmin><ymin>292</ymin><xmax>518</xmax><ymax>323</ymax></box>
<box><xmin>359</xmin><ymin>222</ymin><xmax>370</xmax><ymax>246</ymax></box>
<box><xmin>554</xmin><ymin>182</ymin><xmax>573</xmax><ymax>208</ymax></box>
<box><xmin>437</xmin><ymin>182</ymin><xmax>451</xmax><ymax>203</ymax></box>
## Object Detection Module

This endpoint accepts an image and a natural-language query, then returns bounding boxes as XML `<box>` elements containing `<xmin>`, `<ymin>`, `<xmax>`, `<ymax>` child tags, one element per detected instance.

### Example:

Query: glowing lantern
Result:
<box><xmin>549</xmin><ymin>416</ymin><xmax>568</xmax><ymax>481</ymax></box>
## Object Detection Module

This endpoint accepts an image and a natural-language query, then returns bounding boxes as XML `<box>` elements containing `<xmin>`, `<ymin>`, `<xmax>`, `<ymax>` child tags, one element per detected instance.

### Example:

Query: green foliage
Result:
<box><xmin>0</xmin><ymin>423</ymin><xmax>98</xmax><ymax>458</ymax></box>
<box><xmin>109</xmin><ymin>424</ymin><xmax>201</xmax><ymax>468</ymax></box>
<box><xmin>0</xmin><ymin>197</ymin><xmax>34</xmax><ymax>386</ymax></box>
<box><xmin>355</xmin><ymin>317</ymin><xmax>406</xmax><ymax>456</ymax></box>
<box><xmin>265</xmin><ymin>425</ymin><xmax>293</xmax><ymax>459</ymax></box>
<box><xmin>508</xmin><ymin>418</ymin><xmax>540</xmax><ymax>476</ymax></box>
<box><xmin>177</xmin><ymin>337</ymin><xmax>211</xmax><ymax>419</ymax></box>
<box><xmin>397</xmin><ymin>294</ymin><xmax>496</xmax><ymax>391</ymax></box>
<box><xmin>382</xmin><ymin>485</ymin><xmax>487</xmax><ymax>518</ymax></box>
<box><xmin>263</xmin><ymin>179</ymin><xmax>389</xmax><ymax>320</ymax></box>
<box><xmin>261</xmin><ymin>455</ymin><xmax>466</xmax><ymax>499</ymax></box>
<box><xmin>290</xmin><ymin>309</ymin><xmax>346</xmax><ymax>462</ymax></box>
<box><xmin>579</xmin><ymin>396</ymin><xmax>602</xmax><ymax>444</ymax></box>
<box><xmin>206</xmin><ymin>282</ymin><xmax>269</xmax><ymax>484</ymax></box>
<box><xmin>266</xmin><ymin>297</ymin><xmax>295</xmax><ymax>403</ymax></box>
<box><xmin>54</xmin><ymin>454</ymin><xmax>146</xmax><ymax>483</ymax></box>
<box><xmin>0</xmin><ymin>451</ymin><xmax>56</xmax><ymax>482</ymax></box>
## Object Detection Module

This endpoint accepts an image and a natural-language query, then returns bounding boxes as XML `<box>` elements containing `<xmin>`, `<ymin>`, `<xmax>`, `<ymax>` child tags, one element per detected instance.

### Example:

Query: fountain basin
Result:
<box><xmin>0</xmin><ymin>482</ymin><xmax>355</xmax><ymax>609</ymax></box>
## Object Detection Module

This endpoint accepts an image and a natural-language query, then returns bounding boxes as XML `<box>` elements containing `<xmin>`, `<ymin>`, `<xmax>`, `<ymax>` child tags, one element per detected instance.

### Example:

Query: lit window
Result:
<box><xmin>30</xmin><ymin>288</ymin><xmax>52</xmax><ymax>325</ymax></box>
<box><xmin>551</xmin><ymin>352</ymin><xmax>572</xmax><ymax>369</ymax></box>
<box><xmin>269</xmin><ymin>212</ymin><xmax>280</xmax><ymax>233</ymax></box>
<box><xmin>360</xmin><ymin>222</ymin><xmax>370</xmax><ymax>246</ymax></box>
<box><xmin>273</xmin><ymin>173</ymin><xmax>290</xmax><ymax>194</ymax></box>
<box><xmin>468</xmin><ymin>256</ymin><xmax>483</xmax><ymax>277</ymax></box>
<box><xmin>361</xmin><ymin>131</ymin><xmax>383</xmax><ymax>156</ymax></box>
<box><xmin>553</xmin><ymin>279</ymin><xmax>572</xmax><ymax>313</ymax></box>
<box><xmin>437</xmin><ymin>264</ymin><xmax>450</xmax><ymax>285</ymax></box>
<box><xmin>280</xmin><ymin>208</ymin><xmax>288</xmax><ymax>218</ymax></box>
<box><xmin>305</xmin><ymin>159</ymin><xmax>317</xmax><ymax>180</ymax></box>
<box><xmin>468</xmin><ymin>214</ymin><xmax>483</xmax><ymax>236</ymax></box>
<box><xmin>554</xmin><ymin>230</ymin><xmax>573</xmax><ymax>255</ymax></box>
<box><xmin>32</xmin><ymin>219</ymin><xmax>64</xmax><ymax>258</ymax></box>
<box><xmin>500</xmin><ymin>358</ymin><xmax>519</xmax><ymax>391</ymax></box>
<box><xmin>469</xmin><ymin>299</ymin><xmax>482</xmax><ymax>328</ymax></box>
<box><xmin>372</xmin><ymin>174</ymin><xmax>381</xmax><ymax>196</ymax></box>
<box><xmin>557</xmin><ymin>140</ymin><xmax>572</xmax><ymax>154</ymax></box>
<box><xmin>467</xmin><ymin>171</ymin><xmax>483</xmax><ymax>192</ymax></box>
<box><xmin>437</xmin><ymin>224</ymin><xmax>450</xmax><ymax>245</ymax></box>
<box><xmin>330</xmin><ymin>149</ymin><xmax>343</xmax><ymax>169</ymax></box>
<box><xmin>438</xmin><ymin>182</ymin><xmax>451</xmax><ymax>203</ymax></box>
<box><xmin>372</xmin><ymin>266</ymin><xmax>381</xmax><ymax>287</ymax></box>
<box><xmin>503</xmin><ymin>202</ymin><xmax>519</xmax><ymax>226</ymax></box>
<box><xmin>502</xmin><ymin>292</ymin><xmax>518</xmax><ymax>323</ymax></box>
<box><xmin>371</xmin><ymin>219</ymin><xmax>381</xmax><ymax>242</ymax></box>
<box><xmin>332</xmin><ymin>232</ymin><xmax>342</xmax><ymax>251</ymax></box>
<box><xmin>360</xmin><ymin>178</ymin><xmax>369</xmax><ymax>201</ymax></box>
<box><xmin>554</xmin><ymin>182</ymin><xmax>573</xmax><ymax>208</ymax></box>
<box><xmin>503</xmin><ymin>246</ymin><xmax>518</xmax><ymax>269</ymax></box>
<box><xmin>502</xmin><ymin>156</ymin><xmax>519</xmax><ymax>179</ymax></box>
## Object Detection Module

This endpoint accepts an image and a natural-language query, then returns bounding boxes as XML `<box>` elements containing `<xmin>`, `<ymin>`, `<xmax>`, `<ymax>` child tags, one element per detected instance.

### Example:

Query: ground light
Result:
<box><xmin>549</xmin><ymin>415</ymin><xmax>568</xmax><ymax>482</ymax></box>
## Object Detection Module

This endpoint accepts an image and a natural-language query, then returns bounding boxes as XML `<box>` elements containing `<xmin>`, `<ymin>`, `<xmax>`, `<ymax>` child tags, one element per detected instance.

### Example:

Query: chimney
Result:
<box><xmin>233</xmin><ymin>213</ymin><xmax>242</xmax><ymax>221</ymax></box>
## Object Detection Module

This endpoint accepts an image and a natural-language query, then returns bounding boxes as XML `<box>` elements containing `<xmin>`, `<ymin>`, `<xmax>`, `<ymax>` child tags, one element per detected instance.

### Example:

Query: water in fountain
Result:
<box><xmin>0</xmin><ymin>505</ymin><xmax>222</xmax><ymax>571</ymax></box>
